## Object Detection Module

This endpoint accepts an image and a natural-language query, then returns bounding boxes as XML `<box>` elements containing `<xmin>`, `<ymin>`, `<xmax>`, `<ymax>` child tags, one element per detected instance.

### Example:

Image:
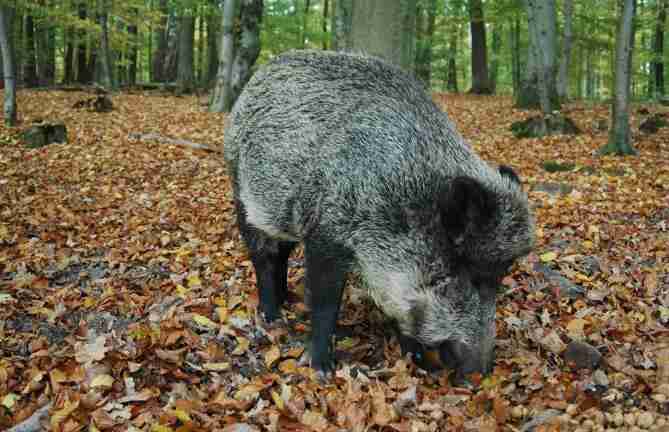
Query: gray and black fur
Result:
<box><xmin>224</xmin><ymin>50</ymin><xmax>534</xmax><ymax>380</ymax></box>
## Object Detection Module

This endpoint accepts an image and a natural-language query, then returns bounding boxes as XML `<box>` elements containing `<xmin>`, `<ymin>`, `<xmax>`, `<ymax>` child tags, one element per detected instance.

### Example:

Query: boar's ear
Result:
<box><xmin>498</xmin><ymin>165</ymin><xmax>521</xmax><ymax>184</ymax></box>
<box><xmin>441</xmin><ymin>177</ymin><xmax>496</xmax><ymax>243</ymax></box>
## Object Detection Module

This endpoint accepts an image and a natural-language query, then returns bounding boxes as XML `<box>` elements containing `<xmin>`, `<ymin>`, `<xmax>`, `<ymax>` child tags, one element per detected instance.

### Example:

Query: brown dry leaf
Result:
<box><xmin>264</xmin><ymin>345</ymin><xmax>281</xmax><ymax>368</ymax></box>
<box><xmin>75</xmin><ymin>336</ymin><xmax>109</xmax><ymax>364</ymax></box>
<box><xmin>371</xmin><ymin>385</ymin><xmax>398</xmax><ymax>426</ymax></box>
<box><xmin>566</xmin><ymin>318</ymin><xmax>587</xmax><ymax>340</ymax></box>
<box><xmin>155</xmin><ymin>348</ymin><xmax>186</xmax><ymax>364</ymax></box>
<box><xmin>232</xmin><ymin>337</ymin><xmax>250</xmax><ymax>355</ymax></box>
<box><xmin>278</xmin><ymin>359</ymin><xmax>298</xmax><ymax>374</ymax></box>
<box><xmin>301</xmin><ymin>409</ymin><xmax>330</xmax><ymax>432</ymax></box>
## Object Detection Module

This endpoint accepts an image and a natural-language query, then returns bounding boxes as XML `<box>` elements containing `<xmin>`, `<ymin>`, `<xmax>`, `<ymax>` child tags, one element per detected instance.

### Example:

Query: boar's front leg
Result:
<box><xmin>236</xmin><ymin>202</ymin><xmax>296</xmax><ymax>322</ymax></box>
<box><xmin>305</xmin><ymin>239</ymin><xmax>350</xmax><ymax>376</ymax></box>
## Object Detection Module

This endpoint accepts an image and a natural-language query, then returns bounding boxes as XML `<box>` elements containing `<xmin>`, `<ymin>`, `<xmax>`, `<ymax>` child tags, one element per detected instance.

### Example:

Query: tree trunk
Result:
<box><xmin>586</xmin><ymin>44</ymin><xmax>595</xmax><ymax>98</ymax></box>
<box><xmin>35</xmin><ymin>14</ymin><xmax>52</xmax><ymax>86</ymax></box>
<box><xmin>526</xmin><ymin>0</ymin><xmax>560</xmax><ymax>126</ymax></box>
<box><xmin>331</xmin><ymin>0</ymin><xmax>353</xmax><ymax>51</ymax></box>
<box><xmin>322</xmin><ymin>0</ymin><xmax>329</xmax><ymax>49</ymax></box>
<box><xmin>177</xmin><ymin>13</ymin><xmax>195</xmax><ymax>94</ymax></box>
<box><xmin>447</xmin><ymin>28</ymin><xmax>458</xmax><ymax>92</ymax></box>
<box><xmin>468</xmin><ymin>0</ymin><xmax>491</xmax><ymax>94</ymax></box>
<box><xmin>557</xmin><ymin>0</ymin><xmax>574</xmax><ymax>101</ymax></box>
<box><xmin>209</xmin><ymin>0</ymin><xmax>238</xmax><ymax>112</ymax></box>
<box><xmin>128</xmin><ymin>11</ymin><xmax>139</xmax><ymax>86</ymax></box>
<box><xmin>652</xmin><ymin>0</ymin><xmax>666</xmax><ymax>97</ymax></box>
<box><xmin>230</xmin><ymin>0</ymin><xmax>263</xmax><ymax>104</ymax></box>
<box><xmin>152</xmin><ymin>0</ymin><xmax>169</xmax><ymax>82</ymax></box>
<box><xmin>511</xmin><ymin>15</ymin><xmax>521</xmax><ymax>96</ymax></box>
<box><xmin>600</xmin><ymin>0</ymin><xmax>637</xmax><ymax>156</ymax></box>
<box><xmin>97</xmin><ymin>0</ymin><xmax>113</xmax><ymax>89</ymax></box>
<box><xmin>301</xmin><ymin>0</ymin><xmax>311</xmax><ymax>48</ymax></box>
<box><xmin>207</xmin><ymin>0</ymin><xmax>220</xmax><ymax>87</ymax></box>
<box><xmin>76</xmin><ymin>3</ymin><xmax>88</xmax><ymax>83</ymax></box>
<box><xmin>197</xmin><ymin>7</ymin><xmax>205</xmax><ymax>84</ymax></box>
<box><xmin>351</xmin><ymin>0</ymin><xmax>416</xmax><ymax>71</ymax></box>
<box><xmin>489</xmin><ymin>22</ymin><xmax>501</xmax><ymax>93</ymax></box>
<box><xmin>23</xmin><ymin>14</ymin><xmax>37</xmax><ymax>87</ymax></box>
<box><xmin>0</xmin><ymin>6</ymin><xmax>17</xmax><ymax>126</ymax></box>
<box><xmin>164</xmin><ymin>15</ymin><xmax>180</xmax><ymax>82</ymax></box>
<box><xmin>64</xmin><ymin>30</ymin><xmax>73</xmax><ymax>83</ymax></box>
<box><xmin>415</xmin><ymin>0</ymin><xmax>437</xmax><ymax>88</ymax></box>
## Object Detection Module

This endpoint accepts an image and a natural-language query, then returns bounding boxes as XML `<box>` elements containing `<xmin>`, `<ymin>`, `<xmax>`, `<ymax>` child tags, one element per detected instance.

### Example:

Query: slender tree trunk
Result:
<box><xmin>128</xmin><ymin>9</ymin><xmax>139</xmax><ymax>86</ymax></box>
<box><xmin>97</xmin><ymin>0</ymin><xmax>113</xmax><ymax>89</ymax></box>
<box><xmin>23</xmin><ymin>14</ymin><xmax>37</xmax><ymax>87</ymax></box>
<box><xmin>600</xmin><ymin>0</ymin><xmax>637</xmax><ymax>156</ymax></box>
<box><xmin>230</xmin><ymin>0</ymin><xmax>263</xmax><ymax>103</ymax></box>
<box><xmin>301</xmin><ymin>0</ymin><xmax>311</xmax><ymax>48</ymax></box>
<box><xmin>152</xmin><ymin>0</ymin><xmax>169</xmax><ymax>82</ymax></box>
<box><xmin>0</xmin><ymin>6</ymin><xmax>17</xmax><ymax>126</ymax></box>
<box><xmin>557</xmin><ymin>0</ymin><xmax>574</xmax><ymax>101</ymax></box>
<box><xmin>331</xmin><ymin>0</ymin><xmax>353</xmax><ymax>51</ymax></box>
<box><xmin>164</xmin><ymin>15</ymin><xmax>180</xmax><ymax>82</ymax></box>
<box><xmin>207</xmin><ymin>0</ymin><xmax>220</xmax><ymax>87</ymax></box>
<box><xmin>511</xmin><ymin>15</ymin><xmax>521</xmax><ymax>96</ymax></box>
<box><xmin>586</xmin><ymin>44</ymin><xmax>595</xmax><ymax>98</ymax></box>
<box><xmin>64</xmin><ymin>30</ymin><xmax>73</xmax><ymax>83</ymax></box>
<box><xmin>447</xmin><ymin>28</ymin><xmax>458</xmax><ymax>92</ymax></box>
<box><xmin>197</xmin><ymin>8</ymin><xmax>205</xmax><ymax>84</ymax></box>
<box><xmin>468</xmin><ymin>0</ymin><xmax>491</xmax><ymax>94</ymax></box>
<box><xmin>652</xmin><ymin>0</ymin><xmax>666</xmax><ymax>97</ymax></box>
<box><xmin>322</xmin><ymin>0</ymin><xmax>329</xmax><ymax>49</ymax></box>
<box><xmin>35</xmin><ymin>15</ymin><xmax>51</xmax><ymax>86</ymax></box>
<box><xmin>415</xmin><ymin>0</ymin><xmax>437</xmax><ymax>88</ymax></box>
<box><xmin>177</xmin><ymin>13</ymin><xmax>195</xmax><ymax>94</ymax></box>
<box><xmin>210</xmin><ymin>0</ymin><xmax>238</xmax><ymax>112</ymax></box>
<box><xmin>489</xmin><ymin>23</ymin><xmax>501</xmax><ymax>93</ymax></box>
<box><xmin>76</xmin><ymin>3</ymin><xmax>88</xmax><ymax>83</ymax></box>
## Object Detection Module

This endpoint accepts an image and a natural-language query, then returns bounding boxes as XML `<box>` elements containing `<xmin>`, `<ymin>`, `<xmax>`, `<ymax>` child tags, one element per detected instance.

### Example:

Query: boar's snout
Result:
<box><xmin>439</xmin><ymin>339</ymin><xmax>494</xmax><ymax>384</ymax></box>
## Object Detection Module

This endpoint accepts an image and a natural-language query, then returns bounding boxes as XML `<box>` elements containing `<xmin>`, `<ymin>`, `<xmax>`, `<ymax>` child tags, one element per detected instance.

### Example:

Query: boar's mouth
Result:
<box><xmin>438</xmin><ymin>340</ymin><xmax>494</xmax><ymax>384</ymax></box>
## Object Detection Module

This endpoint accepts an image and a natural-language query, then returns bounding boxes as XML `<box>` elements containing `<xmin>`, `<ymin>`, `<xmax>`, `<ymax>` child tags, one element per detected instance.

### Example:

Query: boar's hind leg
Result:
<box><xmin>236</xmin><ymin>203</ymin><xmax>296</xmax><ymax>322</ymax></box>
<box><xmin>305</xmin><ymin>240</ymin><xmax>350</xmax><ymax>375</ymax></box>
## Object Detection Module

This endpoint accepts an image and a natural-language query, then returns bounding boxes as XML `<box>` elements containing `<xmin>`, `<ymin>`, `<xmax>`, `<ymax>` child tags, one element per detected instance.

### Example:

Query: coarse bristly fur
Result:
<box><xmin>225</xmin><ymin>49</ymin><xmax>534</xmax><ymax>377</ymax></box>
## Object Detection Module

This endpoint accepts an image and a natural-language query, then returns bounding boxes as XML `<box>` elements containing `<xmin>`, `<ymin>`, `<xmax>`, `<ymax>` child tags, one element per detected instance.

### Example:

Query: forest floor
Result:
<box><xmin>0</xmin><ymin>89</ymin><xmax>668</xmax><ymax>432</ymax></box>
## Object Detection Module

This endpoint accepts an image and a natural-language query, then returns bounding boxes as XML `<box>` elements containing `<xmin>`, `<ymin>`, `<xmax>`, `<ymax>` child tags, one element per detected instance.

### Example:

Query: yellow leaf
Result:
<box><xmin>203</xmin><ymin>362</ymin><xmax>230</xmax><ymax>371</ymax></box>
<box><xmin>271</xmin><ymin>390</ymin><xmax>284</xmax><ymax>410</ymax></box>
<box><xmin>265</xmin><ymin>346</ymin><xmax>281</xmax><ymax>368</ymax></box>
<box><xmin>2</xmin><ymin>393</ymin><xmax>18</xmax><ymax>409</ymax></box>
<box><xmin>176</xmin><ymin>284</ymin><xmax>190</xmax><ymax>298</ymax></box>
<box><xmin>187</xmin><ymin>274</ymin><xmax>202</xmax><ymax>288</ymax></box>
<box><xmin>91</xmin><ymin>374</ymin><xmax>114</xmax><ymax>389</ymax></box>
<box><xmin>151</xmin><ymin>425</ymin><xmax>175</xmax><ymax>432</ymax></box>
<box><xmin>192</xmin><ymin>313</ymin><xmax>218</xmax><ymax>329</ymax></box>
<box><xmin>172</xmin><ymin>409</ymin><xmax>191</xmax><ymax>423</ymax></box>
<box><xmin>234</xmin><ymin>383</ymin><xmax>263</xmax><ymax>401</ymax></box>
<box><xmin>51</xmin><ymin>399</ymin><xmax>80</xmax><ymax>427</ymax></box>
<box><xmin>232</xmin><ymin>337</ymin><xmax>250</xmax><ymax>355</ymax></box>
<box><xmin>278</xmin><ymin>359</ymin><xmax>298</xmax><ymax>374</ymax></box>
<box><xmin>216</xmin><ymin>306</ymin><xmax>229</xmax><ymax>323</ymax></box>
<box><xmin>540</xmin><ymin>252</ymin><xmax>557</xmax><ymax>262</ymax></box>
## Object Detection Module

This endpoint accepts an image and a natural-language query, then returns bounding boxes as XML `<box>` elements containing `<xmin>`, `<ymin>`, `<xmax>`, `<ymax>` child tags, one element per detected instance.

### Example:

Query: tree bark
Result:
<box><xmin>652</xmin><ymin>0</ymin><xmax>666</xmax><ymax>97</ymax></box>
<box><xmin>97</xmin><ymin>0</ymin><xmax>113</xmax><ymax>89</ymax></box>
<box><xmin>64</xmin><ymin>30</ymin><xmax>74</xmax><ymax>83</ymax></box>
<box><xmin>331</xmin><ymin>0</ymin><xmax>353</xmax><ymax>51</ymax></box>
<box><xmin>489</xmin><ymin>22</ymin><xmax>501</xmax><ymax>93</ymax></box>
<box><xmin>0</xmin><ymin>5</ymin><xmax>17</xmax><ymax>126</ymax></box>
<box><xmin>301</xmin><ymin>0</ymin><xmax>311</xmax><ymax>48</ymax></box>
<box><xmin>511</xmin><ymin>15</ymin><xmax>521</xmax><ymax>96</ymax></box>
<box><xmin>468</xmin><ymin>0</ymin><xmax>491</xmax><ymax>94</ymax></box>
<box><xmin>351</xmin><ymin>0</ymin><xmax>416</xmax><ymax>71</ymax></box>
<box><xmin>322</xmin><ymin>0</ymin><xmax>329</xmax><ymax>49</ymax></box>
<box><xmin>197</xmin><ymin>7</ymin><xmax>205</xmax><ymax>84</ymax></box>
<box><xmin>76</xmin><ymin>3</ymin><xmax>89</xmax><ymax>83</ymax></box>
<box><xmin>415</xmin><ymin>0</ymin><xmax>437</xmax><ymax>88</ymax></box>
<box><xmin>209</xmin><ymin>0</ymin><xmax>238</xmax><ymax>112</ymax></box>
<box><xmin>152</xmin><ymin>0</ymin><xmax>169</xmax><ymax>82</ymax></box>
<box><xmin>128</xmin><ymin>11</ymin><xmax>139</xmax><ymax>86</ymax></box>
<box><xmin>207</xmin><ymin>0</ymin><xmax>220</xmax><ymax>87</ymax></box>
<box><xmin>557</xmin><ymin>0</ymin><xmax>574</xmax><ymax>101</ymax></box>
<box><xmin>177</xmin><ymin>12</ymin><xmax>196</xmax><ymax>94</ymax></box>
<box><xmin>230</xmin><ymin>0</ymin><xmax>263</xmax><ymax>103</ymax></box>
<box><xmin>600</xmin><ymin>0</ymin><xmax>637</xmax><ymax>156</ymax></box>
<box><xmin>23</xmin><ymin>14</ymin><xmax>37</xmax><ymax>87</ymax></box>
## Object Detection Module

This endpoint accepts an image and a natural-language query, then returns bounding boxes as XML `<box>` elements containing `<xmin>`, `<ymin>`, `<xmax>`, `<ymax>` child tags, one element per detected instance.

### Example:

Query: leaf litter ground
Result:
<box><xmin>0</xmin><ymin>90</ymin><xmax>668</xmax><ymax>431</ymax></box>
